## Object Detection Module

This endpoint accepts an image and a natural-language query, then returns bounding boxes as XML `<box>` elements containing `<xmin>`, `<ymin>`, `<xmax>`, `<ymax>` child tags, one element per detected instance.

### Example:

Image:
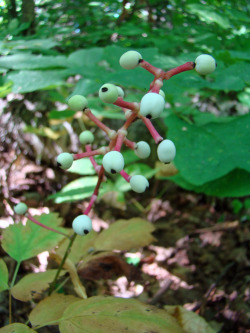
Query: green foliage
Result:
<box><xmin>2</xmin><ymin>213</ymin><xmax>66</xmax><ymax>262</ymax></box>
<box><xmin>0</xmin><ymin>259</ymin><xmax>9</xmax><ymax>292</ymax></box>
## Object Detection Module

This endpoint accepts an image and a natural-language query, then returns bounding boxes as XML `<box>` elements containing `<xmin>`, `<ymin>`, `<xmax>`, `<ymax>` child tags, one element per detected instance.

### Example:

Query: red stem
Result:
<box><xmin>26</xmin><ymin>214</ymin><xmax>69</xmax><ymax>238</ymax></box>
<box><xmin>120</xmin><ymin>170</ymin><xmax>131</xmax><ymax>182</ymax></box>
<box><xmin>74</xmin><ymin>148</ymin><xmax>106</xmax><ymax>160</ymax></box>
<box><xmin>164</xmin><ymin>62</ymin><xmax>195</xmax><ymax>80</ymax></box>
<box><xmin>141</xmin><ymin>117</ymin><xmax>163</xmax><ymax>143</ymax></box>
<box><xmin>114</xmin><ymin>97</ymin><xmax>139</xmax><ymax>112</ymax></box>
<box><xmin>85</xmin><ymin>109</ymin><xmax>113</xmax><ymax>135</ymax></box>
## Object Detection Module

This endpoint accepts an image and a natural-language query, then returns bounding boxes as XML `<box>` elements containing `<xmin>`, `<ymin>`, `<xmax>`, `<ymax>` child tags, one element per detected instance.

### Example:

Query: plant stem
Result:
<box><xmin>48</xmin><ymin>233</ymin><xmax>77</xmax><ymax>295</ymax></box>
<box><xmin>26</xmin><ymin>214</ymin><xmax>70</xmax><ymax>239</ymax></box>
<box><xmin>140</xmin><ymin>117</ymin><xmax>163</xmax><ymax>143</ymax></box>
<box><xmin>120</xmin><ymin>170</ymin><xmax>131</xmax><ymax>182</ymax></box>
<box><xmin>74</xmin><ymin>147</ymin><xmax>107</xmax><ymax>160</ymax></box>
<box><xmin>85</xmin><ymin>109</ymin><xmax>114</xmax><ymax>136</ymax></box>
<box><xmin>164</xmin><ymin>62</ymin><xmax>195</xmax><ymax>80</ymax></box>
<box><xmin>9</xmin><ymin>261</ymin><xmax>21</xmax><ymax>324</ymax></box>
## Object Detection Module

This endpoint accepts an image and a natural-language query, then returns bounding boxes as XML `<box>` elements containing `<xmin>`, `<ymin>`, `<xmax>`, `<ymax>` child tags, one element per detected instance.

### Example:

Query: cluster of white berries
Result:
<box><xmin>56</xmin><ymin>50</ymin><xmax>216</xmax><ymax>235</ymax></box>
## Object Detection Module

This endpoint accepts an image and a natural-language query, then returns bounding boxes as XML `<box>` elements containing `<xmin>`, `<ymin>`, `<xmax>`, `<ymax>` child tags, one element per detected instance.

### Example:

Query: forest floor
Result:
<box><xmin>0</xmin><ymin>120</ymin><xmax>249</xmax><ymax>333</ymax></box>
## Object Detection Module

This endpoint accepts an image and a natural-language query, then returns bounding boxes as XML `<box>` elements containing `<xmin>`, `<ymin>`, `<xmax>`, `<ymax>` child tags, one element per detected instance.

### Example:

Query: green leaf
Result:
<box><xmin>2</xmin><ymin>213</ymin><xmax>66</xmax><ymax>262</ymax></box>
<box><xmin>187</xmin><ymin>4</ymin><xmax>231</xmax><ymax>29</ymax></box>
<box><xmin>0</xmin><ymin>259</ymin><xmax>9</xmax><ymax>292</ymax></box>
<box><xmin>168</xmin><ymin>169</ymin><xmax>250</xmax><ymax>198</ymax></box>
<box><xmin>0</xmin><ymin>54</ymin><xmax>68</xmax><ymax>70</ymax></box>
<box><xmin>68</xmin><ymin>48</ymin><xmax>104</xmax><ymax>68</ymax></box>
<box><xmin>68</xmin><ymin>159</ymin><xmax>95</xmax><ymax>175</ymax></box>
<box><xmin>29</xmin><ymin>294</ymin><xmax>80</xmax><ymax>327</ymax></box>
<box><xmin>0</xmin><ymin>38</ymin><xmax>58</xmax><ymax>52</ymax></box>
<box><xmin>48</xmin><ymin>176</ymin><xmax>98</xmax><ymax>203</ymax></box>
<box><xmin>94</xmin><ymin>218</ymin><xmax>156</xmax><ymax>251</ymax></box>
<box><xmin>165</xmin><ymin>305</ymin><xmax>215</xmax><ymax>333</ymax></box>
<box><xmin>0</xmin><ymin>323</ymin><xmax>37</xmax><ymax>333</ymax></box>
<box><xmin>58</xmin><ymin>296</ymin><xmax>183</xmax><ymax>333</ymax></box>
<box><xmin>166</xmin><ymin>113</ymin><xmax>250</xmax><ymax>186</ymax></box>
<box><xmin>11</xmin><ymin>270</ymin><xmax>66</xmax><ymax>302</ymax></box>
<box><xmin>6</xmin><ymin>70</ymin><xmax>69</xmax><ymax>93</ymax></box>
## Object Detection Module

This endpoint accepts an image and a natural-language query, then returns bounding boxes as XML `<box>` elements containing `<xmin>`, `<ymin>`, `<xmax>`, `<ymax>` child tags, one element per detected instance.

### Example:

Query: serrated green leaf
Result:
<box><xmin>0</xmin><ymin>259</ymin><xmax>9</xmax><ymax>292</ymax></box>
<box><xmin>58</xmin><ymin>296</ymin><xmax>183</xmax><ymax>333</ymax></box>
<box><xmin>2</xmin><ymin>213</ymin><xmax>66</xmax><ymax>262</ymax></box>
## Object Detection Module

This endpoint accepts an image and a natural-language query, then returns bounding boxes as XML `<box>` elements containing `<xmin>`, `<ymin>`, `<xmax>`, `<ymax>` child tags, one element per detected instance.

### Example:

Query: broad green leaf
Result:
<box><xmin>6</xmin><ymin>69</ymin><xmax>71</xmax><ymax>93</ymax></box>
<box><xmin>2</xmin><ymin>213</ymin><xmax>66</xmax><ymax>262</ymax></box>
<box><xmin>29</xmin><ymin>294</ymin><xmax>80</xmax><ymax>327</ymax></box>
<box><xmin>68</xmin><ymin>159</ymin><xmax>95</xmax><ymax>175</ymax></box>
<box><xmin>68</xmin><ymin>48</ymin><xmax>104</xmax><ymax>68</ymax></box>
<box><xmin>94</xmin><ymin>218</ymin><xmax>156</xmax><ymax>251</ymax></box>
<box><xmin>168</xmin><ymin>169</ymin><xmax>250</xmax><ymax>198</ymax></box>
<box><xmin>0</xmin><ymin>54</ymin><xmax>68</xmax><ymax>70</ymax></box>
<box><xmin>11</xmin><ymin>269</ymin><xmax>66</xmax><ymax>302</ymax></box>
<box><xmin>0</xmin><ymin>259</ymin><xmax>9</xmax><ymax>292</ymax></box>
<box><xmin>187</xmin><ymin>4</ymin><xmax>231</xmax><ymax>29</ymax></box>
<box><xmin>165</xmin><ymin>305</ymin><xmax>215</xmax><ymax>333</ymax></box>
<box><xmin>72</xmin><ymin>78</ymin><xmax>101</xmax><ymax>96</ymax></box>
<box><xmin>166</xmin><ymin>113</ymin><xmax>250</xmax><ymax>186</ymax></box>
<box><xmin>48</xmin><ymin>176</ymin><xmax>98</xmax><ymax>203</ymax></box>
<box><xmin>0</xmin><ymin>38</ymin><xmax>58</xmax><ymax>52</ymax></box>
<box><xmin>0</xmin><ymin>323</ymin><xmax>36</xmax><ymax>333</ymax></box>
<box><xmin>59</xmin><ymin>296</ymin><xmax>183</xmax><ymax>333</ymax></box>
<box><xmin>55</xmin><ymin>231</ymin><xmax>98</xmax><ymax>264</ymax></box>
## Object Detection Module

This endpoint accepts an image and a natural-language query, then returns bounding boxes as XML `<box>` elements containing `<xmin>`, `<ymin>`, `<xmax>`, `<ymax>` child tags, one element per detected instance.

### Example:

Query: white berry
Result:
<box><xmin>195</xmin><ymin>54</ymin><xmax>216</xmax><ymax>75</ymax></box>
<box><xmin>72</xmin><ymin>215</ymin><xmax>92</xmax><ymax>236</ymax></box>
<box><xmin>139</xmin><ymin>92</ymin><xmax>165</xmax><ymax>119</ymax></box>
<box><xmin>119</xmin><ymin>50</ymin><xmax>142</xmax><ymax>70</ymax></box>
<box><xmin>134</xmin><ymin>141</ymin><xmax>151</xmax><ymax>159</ymax></box>
<box><xmin>157</xmin><ymin>139</ymin><xmax>176</xmax><ymax>163</ymax></box>
<box><xmin>130</xmin><ymin>175</ymin><xmax>149</xmax><ymax>193</ymax></box>
<box><xmin>116</xmin><ymin>86</ymin><xmax>125</xmax><ymax>98</ymax></box>
<box><xmin>102</xmin><ymin>151</ymin><xmax>124</xmax><ymax>174</ymax></box>
<box><xmin>99</xmin><ymin>83</ymin><xmax>118</xmax><ymax>103</ymax></box>
<box><xmin>56</xmin><ymin>152</ymin><xmax>74</xmax><ymax>170</ymax></box>
<box><xmin>79</xmin><ymin>130</ymin><xmax>94</xmax><ymax>144</ymax></box>
<box><xmin>68</xmin><ymin>95</ymin><xmax>88</xmax><ymax>111</ymax></box>
<box><xmin>14</xmin><ymin>202</ymin><xmax>28</xmax><ymax>215</ymax></box>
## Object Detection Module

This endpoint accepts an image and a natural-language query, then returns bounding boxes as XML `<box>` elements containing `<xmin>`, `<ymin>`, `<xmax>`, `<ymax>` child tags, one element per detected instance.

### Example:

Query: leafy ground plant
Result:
<box><xmin>0</xmin><ymin>51</ymin><xmax>217</xmax><ymax>332</ymax></box>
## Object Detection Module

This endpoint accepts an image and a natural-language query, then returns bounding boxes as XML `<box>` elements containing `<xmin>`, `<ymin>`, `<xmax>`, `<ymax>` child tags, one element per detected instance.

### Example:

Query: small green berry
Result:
<box><xmin>99</xmin><ymin>83</ymin><xmax>118</xmax><ymax>103</ymax></box>
<box><xmin>157</xmin><ymin>139</ymin><xmax>176</xmax><ymax>163</ymax></box>
<box><xmin>134</xmin><ymin>141</ymin><xmax>151</xmax><ymax>159</ymax></box>
<box><xmin>14</xmin><ymin>202</ymin><xmax>28</xmax><ymax>215</ymax></box>
<box><xmin>68</xmin><ymin>95</ymin><xmax>88</xmax><ymax>111</ymax></box>
<box><xmin>57</xmin><ymin>152</ymin><xmax>74</xmax><ymax>170</ymax></box>
<box><xmin>130</xmin><ymin>175</ymin><xmax>149</xmax><ymax>193</ymax></box>
<box><xmin>72</xmin><ymin>215</ymin><xmax>92</xmax><ymax>236</ymax></box>
<box><xmin>119</xmin><ymin>51</ymin><xmax>142</xmax><ymax>70</ymax></box>
<box><xmin>102</xmin><ymin>151</ymin><xmax>124</xmax><ymax>174</ymax></box>
<box><xmin>195</xmin><ymin>54</ymin><xmax>216</xmax><ymax>75</ymax></box>
<box><xmin>79</xmin><ymin>130</ymin><xmax>94</xmax><ymax>145</ymax></box>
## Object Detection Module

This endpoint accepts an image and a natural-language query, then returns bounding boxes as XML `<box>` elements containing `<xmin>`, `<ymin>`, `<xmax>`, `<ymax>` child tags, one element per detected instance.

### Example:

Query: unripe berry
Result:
<box><xmin>72</xmin><ymin>215</ymin><xmax>92</xmax><ymax>236</ymax></box>
<box><xmin>14</xmin><ymin>202</ymin><xmax>28</xmax><ymax>215</ymax></box>
<box><xmin>134</xmin><ymin>141</ymin><xmax>151</xmax><ymax>159</ymax></box>
<box><xmin>79</xmin><ymin>130</ymin><xmax>94</xmax><ymax>144</ymax></box>
<box><xmin>139</xmin><ymin>92</ymin><xmax>165</xmax><ymax>119</ymax></box>
<box><xmin>102</xmin><ymin>151</ymin><xmax>124</xmax><ymax>174</ymax></box>
<box><xmin>99</xmin><ymin>83</ymin><xmax>118</xmax><ymax>103</ymax></box>
<box><xmin>130</xmin><ymin>175</ymin><xmax>149</xmax><ymax>193</ymax></box>
<box><xmin>68</xmin><ymin>95</ymin><xmax>88</xmax><ymax>111</ymax></box>
<box><xmin>116</xmin><ymin>86</ymin><xmax>125</xmax><ymax>98</ymax></box>
<box><xmin>157</xmin><ymin>139</ymin><xmax>176</xmax><ymax>163</ymax></box>
<box><xmin>159</xmin><ymin>89</ymin><xmax>165</xmax><ymax>99</ymax></box>
<box><xmin>57</xmin><ymin>152</ymin><xmax>74</xmax><ymax>170</ymax></box>
<box><xmin>195</xmin><ymin>54</ymin><xmax>216</xmax><ymax>75</ymax></box>
<box><xmin>119</xmin><ymin>50</ymin><xmax>142</xmax><ymax>70</ymax></box>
